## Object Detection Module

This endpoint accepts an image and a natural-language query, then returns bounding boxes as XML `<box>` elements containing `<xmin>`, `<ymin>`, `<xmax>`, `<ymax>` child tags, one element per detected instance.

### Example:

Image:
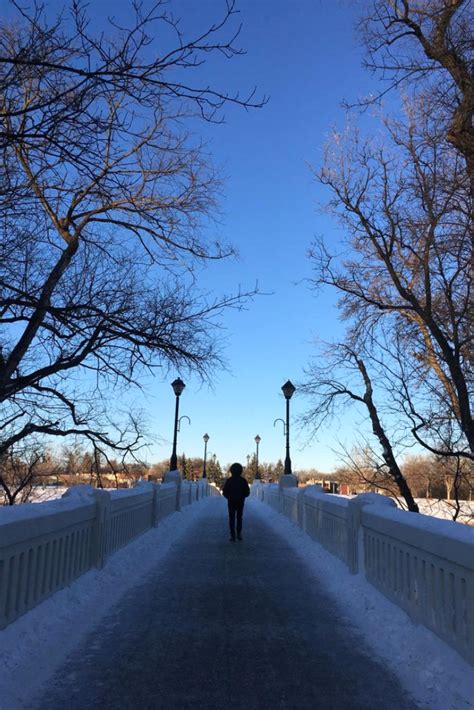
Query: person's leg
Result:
<box><xmin>236</xmin><ymin>501</ymin><xmax>244</xmax><ymax>539</ymax></box>
<box><xmin>228</xmin><ymin>501</ymin><xmax>236</xmax><ymax>540</ymax></box>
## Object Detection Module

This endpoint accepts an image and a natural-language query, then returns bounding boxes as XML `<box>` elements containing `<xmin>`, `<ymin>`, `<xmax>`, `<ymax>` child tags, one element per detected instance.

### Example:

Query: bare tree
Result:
<box><xmin>0</xmin><ymin>443</ymin><xmax>59</xmax><ymax>505</ymax></box>
<box><xmin>61</xmin><ymin>442</ymin><xmax>84</xmax><ymax>477</ymax></box>
<box><xmin>303</xmin><ymin>2</ymin><xmax>472</xmax><ymax>510</ymax></box>
<box><xmin>0</xmin><ymin>1</ymin><xmax>264</xmax><ymax>469</ymax></box>
<box><xmin>311</xmin><ymin>104</ymin><xmax>472</xmax><ymax>459</ymax></box>
<box><xmin>302</xmin><ymin>343</ymin><xmax>419</xmax><ymax>511</ymax></box>
<box><xmin>359</xmin><ymin>0</ymin><xmax>473</xmax><ymax>191</ymax></box>
<box><xmin>402</xmin><ymin>454</ymin><xmax>440</xmax><ymax>499</ymax></box>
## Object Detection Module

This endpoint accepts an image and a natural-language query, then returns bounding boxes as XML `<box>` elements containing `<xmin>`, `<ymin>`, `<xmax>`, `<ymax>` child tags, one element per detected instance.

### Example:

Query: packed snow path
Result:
<box><xmin>31</xmin><ymin>497</ymin><xmax>419</xmax><ymax>710</ymax></box>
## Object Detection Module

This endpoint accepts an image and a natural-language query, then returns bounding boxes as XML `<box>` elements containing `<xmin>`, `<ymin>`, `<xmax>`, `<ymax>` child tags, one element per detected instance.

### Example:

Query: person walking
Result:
<box><xmin>222</xmin><ymin>462</ymin><xmax>250</xmax><ymax>542</ymax></box>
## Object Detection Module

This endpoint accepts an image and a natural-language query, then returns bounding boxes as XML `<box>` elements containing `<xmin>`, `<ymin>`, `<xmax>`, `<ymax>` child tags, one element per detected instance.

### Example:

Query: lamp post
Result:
<box><xmin>169</xmin><ymin>378</ymin><xmax>185</xmax><ymax>471</ymax></box>
<box><xmin>254</xmin><ymin>435</ymin><xmax>261</xmax><ymax>480</ymax></box>
<box><xmin>281</xmin><ymin>380</ymin><xmax>296</xmax><ymax>475</ymax></box>
<box><xmin>202</xmin><ymin>433</ymin><xmax>210</xmax><ymax>478</ymax></box>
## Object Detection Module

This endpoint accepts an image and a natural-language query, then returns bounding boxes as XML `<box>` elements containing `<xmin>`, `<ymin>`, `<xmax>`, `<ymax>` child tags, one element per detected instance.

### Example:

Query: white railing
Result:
<box><xmin>0</xmin><ymin>497</ymin><xmax>97</xmax><ymax>631</ymax></box>
<box><xmin>0</xmin><ymin>478</ymin><xmax>216</xmax><ymax>630</ymax></box>
<box><xmin>155</xmin><ymin>482</ymin><xmax>179</xmax><ymax>522</ymax></box>
<box><xmin>304</xmin><ymin>487</ymin><xmax>350</xmax><ymax>564</ymax></box>
<box><xmin>362</xmin><ymin>504</ymin><xmax>474</xmax><ymax>666</ymax></box>
<box><xmin>180</xmin><ymin>481</ymin><xmax>192</xmax><ymax>508</ymax></box>
<box><xmin>251</xmin><ymin>482</ymin><xmax>474</xmax><ymax>666</ymax></box>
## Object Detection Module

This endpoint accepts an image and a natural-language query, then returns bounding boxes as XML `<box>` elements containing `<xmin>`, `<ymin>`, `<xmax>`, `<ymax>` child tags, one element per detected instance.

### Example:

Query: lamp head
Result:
<box><xmin>255</xmin><ymin>435</ymin><xmax>261</xmax><ymax>444</ymax></box>
<box><xmin>281</xmin><ymin>380</ymin><xmax>296</xmax><ymax>400</ymax></box>
<box><xmin>203</xmin><ymin>433</ymin><xmax>210</xmax><ymax>443</ymax></box>
<box><xmin>171</xmin><ymin>378</ymin><xmax>185</xmax><ymax>396</ymax></box>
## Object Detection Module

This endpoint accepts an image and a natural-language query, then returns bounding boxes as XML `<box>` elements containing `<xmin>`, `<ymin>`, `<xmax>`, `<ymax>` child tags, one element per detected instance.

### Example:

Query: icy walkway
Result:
<box><xmin>27</xmin><ymin>496</ymin><xmax>422</xmax><ymax>710</ymax></box>
<box><xmin>2</xmin><ymin>496</ymin><xmax>472</xmax><ymax>709</ymax></box>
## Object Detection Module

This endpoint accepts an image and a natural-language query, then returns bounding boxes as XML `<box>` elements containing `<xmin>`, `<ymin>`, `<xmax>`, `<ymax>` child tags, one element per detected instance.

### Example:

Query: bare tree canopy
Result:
<box><xmin>359</xmin><ymin>0</ymin><xmax>473</xmax><ymax>186</ymax></box>
<box><xmin>312</xmin><ymin>103</ymin><xmax>472</xmax><ymax>456</ymax></box>
<box><xmin>0</xmin><ymin>0</ymin><xmax>264</xmax><ymax>465</ymax></box>
<box><xmin>303</xmin><ymin>0</ymin><xmax>473</xmax><ymax>510</ymax></box>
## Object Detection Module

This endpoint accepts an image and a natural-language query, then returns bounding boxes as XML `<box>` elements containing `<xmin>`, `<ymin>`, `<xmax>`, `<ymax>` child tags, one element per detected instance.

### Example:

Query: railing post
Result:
<box><xmin>150</xmin><ymin>482</ymin><xmax>158</xmax><ymax>527</ymax></box>
<box><xmin>163</xmin><ymin>470</ymin><xmax>182</xmax><ymax>511</ymax></box>
<box><xmin>279</xmin><ymin>472</ymin><xmax>298</xmax><ymax>490</ymax></box>
<box><xmin>296</xmin><ymin>488</ymin><xmax>305</xmax><ymax>529</ymax></box>
<box><xmin>134</xmin><ymin>480</ymin><xmax>158</xmax><ymax>527</ymax></box>
<box><xmin>91</xmin><ymin>489</ymin><xmax>111</xmax><ymax>570</ymax></box>
<box><xmin>347</xmin><ymin>493</ymin><xmax>396</xmax><ymax>574</ymax></box>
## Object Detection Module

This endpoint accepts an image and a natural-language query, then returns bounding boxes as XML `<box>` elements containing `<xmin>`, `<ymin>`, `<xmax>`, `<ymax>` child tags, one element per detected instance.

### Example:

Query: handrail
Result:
<box><xmin>0</xmin><ymin>478</ymin><xmax>218</xmax><ymax>630</ymax></box>
<box><xmin>251</xmin><ymin>481</ymin><xmax>474</xmax><ymax>666</ymax></box>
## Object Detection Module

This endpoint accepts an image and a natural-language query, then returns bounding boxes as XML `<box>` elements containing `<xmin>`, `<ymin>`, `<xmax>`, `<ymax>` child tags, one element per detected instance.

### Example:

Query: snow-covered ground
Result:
<box><xmin>27</xmin><ymin>486</ymin><xmax>85</xmax><ymax>503</ymax></box>
<box><xmin>0</xmin><ymin>501</ymin><xmax>214</xmax><ymax>710</ymax></box>
<box><xmin>0</xmin><ymin>497</ymin><xmax>472</xmax><ymax>709</ymax></box>
<box><xmin>416</xmin><ymin>498</ymin><xmax>474</xmax><ymax>525</ymax></box>
<box><xmin>251</xmin><ymin>501</ymin><xmax>474</xmax><ymax>710</ymax></box>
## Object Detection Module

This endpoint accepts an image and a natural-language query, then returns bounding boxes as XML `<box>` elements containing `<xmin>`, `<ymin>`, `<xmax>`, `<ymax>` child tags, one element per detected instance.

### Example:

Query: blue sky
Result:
<box><xmin>131</xmin><ymin>0</ymin><xmax>380</xmax><ymax>472</ymax></box>
<box><xmin>10</xmin><ymin>0</ymin><xmax>383</xmax><ymax>471</ymax></box>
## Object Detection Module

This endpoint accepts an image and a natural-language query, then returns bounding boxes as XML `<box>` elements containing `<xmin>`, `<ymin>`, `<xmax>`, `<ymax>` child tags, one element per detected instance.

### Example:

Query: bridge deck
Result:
<box><xmin>34</xmin><ymin>497</ymin><xmax>418</xmax><ymax>709</ymax></box>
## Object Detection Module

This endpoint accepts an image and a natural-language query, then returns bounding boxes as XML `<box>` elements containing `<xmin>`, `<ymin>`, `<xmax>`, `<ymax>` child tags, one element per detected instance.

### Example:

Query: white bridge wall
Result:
<box><xmin>0</xmin><ymin>479</ymin><xmax>218</xmax><ymax>630</ymax></box>
<box><xmin>251</xmin><ymin>482</ymin><xmax>474</xmax><ymax>666</ymax></box>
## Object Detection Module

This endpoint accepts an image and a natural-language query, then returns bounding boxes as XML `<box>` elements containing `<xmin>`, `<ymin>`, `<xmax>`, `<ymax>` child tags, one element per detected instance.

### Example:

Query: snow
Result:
<box><xmin>0</xmin><ymin>497</ymin><xmax>473</xmax><ymax>710</ymax></box>
<box><xmin>26</xmin><ymin>486</ymin><xmax>69</xmax><ymax>503</ymax></box>
<box><xmin>416</xmin><ymin>499</ymin><xmax>474</xmax><ymax>525</ymax></box>
<box><xmin>365</xmin><ymin>503</ymin><xmax>474</xmax><ymax>545</ymax></box>
<box><xmin>23</xmin><ymin>487</ymin><xmax>474</xmax><ymax>525</ymax></box>
<box><xmin>0</xmin><ymin>496</ymin><xmax>84</xmax><ymax>522</ymax></box>
<box><xmin>250</xmin><ymin>500</ymin><xmax>474</xmax><ymax>710</ymax></box>
<box><xmin>0</xmin><ymin>499</ymin><xmax>215</xmax><ymax>710</ymax></box>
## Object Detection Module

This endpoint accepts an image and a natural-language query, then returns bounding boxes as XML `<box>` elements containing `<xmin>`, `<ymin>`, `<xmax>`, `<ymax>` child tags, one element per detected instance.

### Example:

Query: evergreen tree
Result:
<box><xmin>273</xmin><ymin>459</ymin><xmax>284</xmax><ymax>480</ymax></box>
<box><xmin>180</xmin><ymin>454</ymin><xmax>189</xmax><ymax>481</ymax></box>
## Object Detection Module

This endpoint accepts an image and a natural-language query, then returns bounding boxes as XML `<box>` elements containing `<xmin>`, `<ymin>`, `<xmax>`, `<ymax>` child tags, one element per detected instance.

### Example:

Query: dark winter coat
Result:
<box><xmin>223</xmin><ymin>472</ymin><xmax>250</xmax><ymax>504</ymax></box>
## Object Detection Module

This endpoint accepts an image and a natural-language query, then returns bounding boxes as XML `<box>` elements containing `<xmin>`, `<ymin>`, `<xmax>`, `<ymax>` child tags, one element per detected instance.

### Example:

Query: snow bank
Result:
<box><xmin>0</xmin><ymin>499</ymin><xmax>214</xmax><ymax>710</ymax></box>
<box><xmin>249</xmin><ymin>499</ymin><xmax>474</xmax><ymax>710</ymax></box>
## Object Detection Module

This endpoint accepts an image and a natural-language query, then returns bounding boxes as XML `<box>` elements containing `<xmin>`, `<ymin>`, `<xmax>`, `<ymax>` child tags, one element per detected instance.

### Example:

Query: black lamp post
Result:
<box><xmin>281</xmin><ymin>380</ymin><xmax>296</xmax><ymax>475</ymax></box>
<box><xmin>169</xmin><ymin>378</ymin><xmax>185</xmax><ymax>471</ymax></box>
<box><xmin>254</xmin><ymin>435</ymin><xmax>261</xmax><ymax>480</ymax></box>
<box><xmin>202</xmin><ymin>433</ymin><xmax>209</xmax><ymax>478</ymax></box>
